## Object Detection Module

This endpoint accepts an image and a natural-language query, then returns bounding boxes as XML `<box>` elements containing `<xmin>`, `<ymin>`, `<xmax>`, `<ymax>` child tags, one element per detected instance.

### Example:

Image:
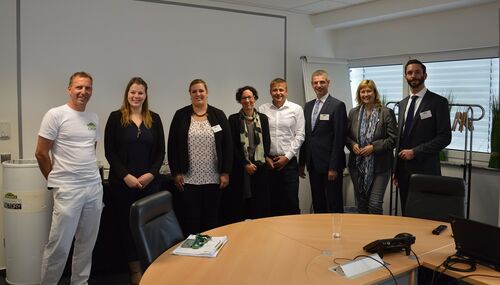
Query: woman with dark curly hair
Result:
<box><xmin>221</xmin><ymin>86</ymin><xmax>272</xmax><ymax>225</ymax></box>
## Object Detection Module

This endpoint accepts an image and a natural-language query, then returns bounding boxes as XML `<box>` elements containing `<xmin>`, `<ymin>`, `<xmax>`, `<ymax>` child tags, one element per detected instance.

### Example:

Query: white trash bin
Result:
<box><xmin>2</xmin><ymin>160</ymin><xmax>52</xmax><ymax>285</ymax></box>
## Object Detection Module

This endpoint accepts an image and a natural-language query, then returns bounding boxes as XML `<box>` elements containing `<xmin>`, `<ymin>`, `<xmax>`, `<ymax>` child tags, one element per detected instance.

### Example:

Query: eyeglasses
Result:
<box><xmin>137</xmin><ymin>127</ymin><xmax>141</xmax><ymax>139</ymax></box>
<box><xmin>240</xmin><ymin>96</ymin><xmax>254</xmax><ymax>101</ymax></box>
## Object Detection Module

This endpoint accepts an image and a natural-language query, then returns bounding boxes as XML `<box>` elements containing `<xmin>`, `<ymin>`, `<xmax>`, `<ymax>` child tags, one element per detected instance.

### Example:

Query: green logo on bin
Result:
<box><xmin>4</xmin><ymin>192</ymin><xmax>17</xmax><ymax>199</ymax></box>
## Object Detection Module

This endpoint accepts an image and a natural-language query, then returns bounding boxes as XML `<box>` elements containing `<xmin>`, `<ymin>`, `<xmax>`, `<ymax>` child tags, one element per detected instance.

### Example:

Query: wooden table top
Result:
<box><xmin>141</xmin><ymin>214</ymin><xmax>497</xmax><ymax>285</ymax></box>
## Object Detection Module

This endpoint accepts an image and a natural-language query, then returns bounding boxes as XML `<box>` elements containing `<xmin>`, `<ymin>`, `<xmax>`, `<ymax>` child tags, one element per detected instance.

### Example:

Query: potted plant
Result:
<box><xmin>440</xmin><ymin>90</ymin><xmax>454</xmax><ymax>161</ymax></box>
<box><xmin>488</xmin><ymin>95</ymin><xmax>500</xmax><ymax>168</ymax></box>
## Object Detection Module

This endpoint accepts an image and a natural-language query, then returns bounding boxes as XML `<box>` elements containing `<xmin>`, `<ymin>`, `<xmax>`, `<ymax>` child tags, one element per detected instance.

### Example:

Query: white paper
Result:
<box><xmin>336</xmin><ymin>253</ymin><xmax>384</xmax><ymax>278</ymax></box>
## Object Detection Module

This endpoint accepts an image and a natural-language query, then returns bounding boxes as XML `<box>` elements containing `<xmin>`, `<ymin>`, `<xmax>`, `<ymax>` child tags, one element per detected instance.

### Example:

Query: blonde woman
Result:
<box><xmin>346</xmin><ymin>80</ymin><xmax>397</xmax><ymax>214</ymax></box>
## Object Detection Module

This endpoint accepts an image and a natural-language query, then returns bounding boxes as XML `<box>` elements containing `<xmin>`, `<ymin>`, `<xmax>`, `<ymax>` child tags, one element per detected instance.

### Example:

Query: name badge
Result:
<box><xmin>212</xmin><ymin>124</ymin><xmax>222</xmax><ymax>133</ymax></box>
<box><xmin>319</xmin><ymin>114</ymin><xmax>330</xmax><ymax>120</ymax></box>
<box><xmin>420</xmin><ymin>110</ymin><xmax>432</xmax><ymax>120</ymax></box>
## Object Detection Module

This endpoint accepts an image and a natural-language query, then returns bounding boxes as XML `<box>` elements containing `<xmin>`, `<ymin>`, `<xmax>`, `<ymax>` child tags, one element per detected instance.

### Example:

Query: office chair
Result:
<box><xmin>130</xmin><ymin>191</ymin><xmax>184</xmax><ymax>270</ymax></box>
<box><xmin>404</xmin><ymin>174</ymin><xmax>466</xmax><ymax>222</ymax></box>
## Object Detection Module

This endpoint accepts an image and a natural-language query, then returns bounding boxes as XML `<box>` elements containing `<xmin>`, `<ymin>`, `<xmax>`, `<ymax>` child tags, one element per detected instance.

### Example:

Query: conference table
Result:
<box><xmin>141</xmin><ymin>214</ymin><xmax>499</xmax><ymax>285</ymax></box>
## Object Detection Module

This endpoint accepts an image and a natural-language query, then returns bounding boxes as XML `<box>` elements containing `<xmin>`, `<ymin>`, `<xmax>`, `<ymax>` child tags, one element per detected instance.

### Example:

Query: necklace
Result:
<box><xmin>193</xmin><ymin>110</ymin><xmax>207</xmax><ymax>117</ymax></box>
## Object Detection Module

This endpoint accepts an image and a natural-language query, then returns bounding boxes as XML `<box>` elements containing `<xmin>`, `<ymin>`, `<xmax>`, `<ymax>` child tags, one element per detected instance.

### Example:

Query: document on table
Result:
<box><xmin>172</xmin><ymin>235</ymin><xmax>228</xmax><ymax>257</ymax></box>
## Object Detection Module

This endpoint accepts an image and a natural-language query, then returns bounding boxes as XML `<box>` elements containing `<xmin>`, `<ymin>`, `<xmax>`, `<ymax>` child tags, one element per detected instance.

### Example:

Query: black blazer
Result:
<box><xmin>228</xmin><ymin>111</ymin><xmax>271</xmax><ymax>169</ymax></box>
<box><xmin>104</xmin><ymin>110</ymin><xmax>165</xmax><ymax>185</ymax></box>
<box><xmin>395</xmin><ymin>90</ymin><xmax>451</xmax><ymax>175</ymax></box>
<box><xmin>167</xmin><ymin>105</ymin><xmax>233</xmax><ymax>177</ymax></box>
<box><xmin>299</xmin><ymin>94</ymin><xmax>347</xmax><ymax>173</ymax></box>
<box><xmin>346</xmin><ymin>106</ymin><xmax>397</xmax><ymax>173</ymax></box>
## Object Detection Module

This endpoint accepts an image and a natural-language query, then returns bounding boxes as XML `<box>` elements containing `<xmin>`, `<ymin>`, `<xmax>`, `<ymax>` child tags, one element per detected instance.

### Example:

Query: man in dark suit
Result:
<box><xmin>395</xmin><ymin>59</ymin><xmax>452</xmax><ymax>213</ymax></box>
<box><xmin>299</xmin><ymin>70</ymin><xmax>347</xmax><ymax>213</ymax></box>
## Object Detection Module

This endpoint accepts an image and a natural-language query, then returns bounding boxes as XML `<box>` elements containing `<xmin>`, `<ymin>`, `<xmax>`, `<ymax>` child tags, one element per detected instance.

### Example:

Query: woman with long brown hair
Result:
<box><xmin>104</xmin><ymin>77</ymin><xmax>165</xmax><ymax>285</ymax></box>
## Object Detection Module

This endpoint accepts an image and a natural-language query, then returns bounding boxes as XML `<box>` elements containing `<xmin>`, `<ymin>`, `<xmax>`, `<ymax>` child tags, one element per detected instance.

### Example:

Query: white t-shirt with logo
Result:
<box><xmin>38</xmin><ymin>104</ymin><xmax>101</xmax><ymax>187</ymax></box>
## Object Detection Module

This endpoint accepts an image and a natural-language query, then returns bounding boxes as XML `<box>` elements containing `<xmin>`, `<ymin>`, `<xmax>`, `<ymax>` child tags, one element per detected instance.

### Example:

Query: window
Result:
<box><xmin>425</xmin><ymin>58</ymin><xmax>498</xmax><ymax>153</ymax></box>
<box><xmin>349</xmin><ymin>64</ymin><xmax>403</xmax><ymax>107</ymax></box>
<box><xmin>349</xmin><ymin>58</ymin><xmax>499</xmax><ymax>154</ymax></box>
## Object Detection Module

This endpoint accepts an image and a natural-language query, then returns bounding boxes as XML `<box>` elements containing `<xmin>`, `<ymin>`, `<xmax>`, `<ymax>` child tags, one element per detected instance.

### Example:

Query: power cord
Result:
<box><xmin>451</xmin><ymin>274</ymin><xmax>500</xmax><ymax>284</ymax></box>
<box><xmin>430</xmin><ymin>260</ymin><xmax>446</xmax><ymax>285</ymax></box>
<box><xmin>431</xmin><ymin>254</ymin><xmax>477</xmax><ymax>285</ymax></box>
<box><xmin>442</xmin><ymin>255</ymin><xmax>476</xmax><ymax>272</ymax></box>
<box><xmin>409</xmin><ymin>248</ymin><xmax>421</xmax><ymax>267</ymax></box>
<box><xmin>332</xmin><ymin>257</ymin><xmax>353</xmax><ymax>266</ymax></box>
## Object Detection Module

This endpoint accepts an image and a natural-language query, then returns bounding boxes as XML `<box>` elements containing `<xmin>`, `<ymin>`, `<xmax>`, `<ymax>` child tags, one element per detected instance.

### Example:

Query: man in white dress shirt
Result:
<box><xmin>259</xmin><ymin>78</ymin><xmax>305</xmax><ymax>215</ymax></box>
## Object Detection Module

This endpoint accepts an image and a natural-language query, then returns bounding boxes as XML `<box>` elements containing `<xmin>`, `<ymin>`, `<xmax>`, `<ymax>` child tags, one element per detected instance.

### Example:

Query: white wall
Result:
<box><xmin>0</xmin><ymin>0</ymin><xmax>18</xmax><ymax>159</ymax></box>
<box><xmin>442</xmin><ymin>165</ymin><xmax>500</xmax><ymax>226</ymax></box>
<box><xmin>0</xmin><ymin>1</ymin><xmax>334</xmax><ymax>268</ymax></box>
<box><xmin>0</xmin><ymin>0</ymin><xmax>18</xmax><ymax>270</ymax></box>
<box><xmin>329</xmin><ymin>1</ymin><xmax>500</xmax><ymax>59</ymax></box>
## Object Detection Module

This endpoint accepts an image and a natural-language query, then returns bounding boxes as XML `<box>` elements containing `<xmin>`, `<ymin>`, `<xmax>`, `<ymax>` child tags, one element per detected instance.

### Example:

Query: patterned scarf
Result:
<box><xmin>239</xmin><ymin>109</ymin><xmax>265</xmax><ymax>164</ymax></box>
<box><xmin>356</xmin><ymin>106</ymin><xmax>379</xmax><ymax>195</ymax></box>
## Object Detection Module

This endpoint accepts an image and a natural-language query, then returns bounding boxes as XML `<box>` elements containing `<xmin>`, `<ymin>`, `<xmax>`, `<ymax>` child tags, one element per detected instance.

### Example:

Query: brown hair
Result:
<box><xmin>68</xmin><ymin>71</ymin><xmax>93</xmax><ymax>87</ymax></box>
<box><xmin>120</xmin><ymin>77</ymin><xmax>153</xmax><ymax>128</ymax></box>
<box><xmin>189</xmin><ymin>79</ymin><xmax>208</xmax><ymax>93</ymax></box>
<box><xmin>235</xmin><ymin>86</ymin><xmax>258</xmax><ymax>102</ymax></box>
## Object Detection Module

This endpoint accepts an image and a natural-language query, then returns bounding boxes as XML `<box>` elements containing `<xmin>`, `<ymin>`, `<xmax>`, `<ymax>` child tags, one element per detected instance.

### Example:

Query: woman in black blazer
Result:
<box><xmin>168</xmin><ymin>79</ymin><xmax>232</xmax><ymax>235</ymax></box>
<box><xmin>104</xmin><ymin>77</ymin><xmax>165</xmax><ymax>285</ymax></box>
<box><xmin>221</xmin><ymin>86</ymin><xmax>272</xmax><ymax>225</ymax></box>
<box><xmin>346</xmin><ymin>79</ymin><xmax>397</xmax><ymax>214</ymax></box>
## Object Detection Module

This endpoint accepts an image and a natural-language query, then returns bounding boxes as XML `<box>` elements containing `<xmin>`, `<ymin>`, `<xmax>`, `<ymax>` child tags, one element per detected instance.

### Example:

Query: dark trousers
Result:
<box><xmin>112</xmin><ymin>181</ymin><xmax>159</xmax><ymax>261</ymax></box>
<box><xmin>308</xmin><ymin>164</ymin><xmax>344</xmax><ymax>213</ymax></box>
<box><xmin>395</xmin><ymin>159</ymin><xmax>411</xmax><ymax>214</ymax></box>
<box><xmin>220</xmin><ymin>166</ymin><xmax>270</xmax><ymax>225</ymax></box>
<box><xmin>245</xmin><ymin>167</ymin><xmax>271</xmax><ymax>219</ymax></box>
<box><xmin>180</xmin><ymin>184</ymin><xmax>221</xmax><ymax>236</ymax></box>
<box><xmin>269</xmin><ymin>157</ymin><xmax>300</xmax><ymax>216</ymax></box>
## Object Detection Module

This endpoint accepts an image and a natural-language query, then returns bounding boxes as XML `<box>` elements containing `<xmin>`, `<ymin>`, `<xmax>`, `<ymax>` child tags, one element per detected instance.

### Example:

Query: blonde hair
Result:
<box><xmin>311</xmin><ymin>69</ymin><xmax>329</xmax><ymax>81</ymax></box>
<box><xmin>355</xmin><ymin>79</ymin><xmax>382</xmax><ymax>108</ymax></box>
<box><xmin>270</xmin><ymin>78</ymin><xmax>287</xmax><ymax>91</ymax></box>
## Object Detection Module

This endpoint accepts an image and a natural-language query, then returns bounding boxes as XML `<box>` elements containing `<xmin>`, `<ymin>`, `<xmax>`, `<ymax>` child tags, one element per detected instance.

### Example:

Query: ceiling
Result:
<box><xmin>206</xmin><ymin>0</ymin><xmax>377</xmax><ymax>14</ymax></box>
<box><xmin>205</xmin><ymin>0</ymin><xmax>498</xmax><ymax>30</ymax></box>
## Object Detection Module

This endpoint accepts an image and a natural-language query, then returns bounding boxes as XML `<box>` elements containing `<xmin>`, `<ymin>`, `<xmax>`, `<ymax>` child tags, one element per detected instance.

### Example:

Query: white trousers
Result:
<box><xmin>40</xmin><ymin>182</ymin><xmax>103</xmax><ymax>285</ymax></box>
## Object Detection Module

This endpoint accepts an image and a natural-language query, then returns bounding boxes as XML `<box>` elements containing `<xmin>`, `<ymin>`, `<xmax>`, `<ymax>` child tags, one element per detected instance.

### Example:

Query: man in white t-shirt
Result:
<box><xmin>35</xmin><ymin>72</ymin><xmax>103</xmax><ymax>285</ymax></box>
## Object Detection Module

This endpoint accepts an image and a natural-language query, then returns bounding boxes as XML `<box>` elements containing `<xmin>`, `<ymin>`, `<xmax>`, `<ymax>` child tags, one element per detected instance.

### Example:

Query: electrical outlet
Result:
<box><xmin>0</xmin><ymin>121</ymin><xmax>10</xmax><ymax>140</ymax></box>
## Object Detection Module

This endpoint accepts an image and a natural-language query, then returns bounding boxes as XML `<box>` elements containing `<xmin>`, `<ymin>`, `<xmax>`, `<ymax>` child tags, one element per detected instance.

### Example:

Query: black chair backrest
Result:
<box><xmin>130</xmin><ymin>191</ymin><xmax>184</xmax><ymax>270</ymax></box>
<box><xmin>405</xmin><ymin>174</ymin><xmax>466</xmax><ymax>222</ymax></box>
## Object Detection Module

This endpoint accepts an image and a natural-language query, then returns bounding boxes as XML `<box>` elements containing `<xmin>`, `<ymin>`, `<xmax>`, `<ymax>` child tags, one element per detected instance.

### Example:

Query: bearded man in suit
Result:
<box><xmin>394</xmin><ymin>59</ymin><xmax>452</xmax><ymax>213</ymax></box>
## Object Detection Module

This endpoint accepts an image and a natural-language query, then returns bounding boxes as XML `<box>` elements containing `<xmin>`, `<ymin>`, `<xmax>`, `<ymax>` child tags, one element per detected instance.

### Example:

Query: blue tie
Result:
<box><xmin>311</xmin><ymin>99</ymin><xmax>321</xmax><ymax>130</ymax></box>
<box><xmin>401</xmin><ymin>95</ymin><xmax>417</xmax><ymax>148</ymax></box>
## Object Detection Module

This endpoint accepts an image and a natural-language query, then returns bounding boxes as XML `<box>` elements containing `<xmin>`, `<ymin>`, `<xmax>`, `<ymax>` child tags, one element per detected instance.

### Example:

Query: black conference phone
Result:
<box><xmin>363</xmin><ymin>233</ymin><xmax>416</xmax><ymax>258</ymax></box>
